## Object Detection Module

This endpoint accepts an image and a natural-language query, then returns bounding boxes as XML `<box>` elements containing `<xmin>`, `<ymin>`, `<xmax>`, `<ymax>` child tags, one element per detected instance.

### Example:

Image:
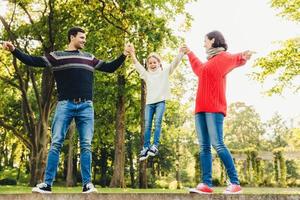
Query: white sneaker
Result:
<box><xmin>32</xmin><ymin>182</ymin><xmax>52</xmax><ymax>193</ymax></box>
<box><xmin>148</xmin><ymin>145</ymin><xmax>158</xmax><ymax>156</ymax></box>
<box><xmin>82</xmin><ymin>182</ymin><xmax>98</xmax><ymax>193</ymax></box>
<box><xmin>139</xmin><ymin>147</ymin><xmax>149</xmax><ymax>161</ymax></box>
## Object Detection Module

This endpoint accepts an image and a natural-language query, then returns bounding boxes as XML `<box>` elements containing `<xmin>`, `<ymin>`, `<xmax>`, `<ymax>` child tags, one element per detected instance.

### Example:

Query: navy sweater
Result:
<box><xmin>12</xmin><ymin>49</ymin><xmax>126</xmax><ymax>101</ymax></box>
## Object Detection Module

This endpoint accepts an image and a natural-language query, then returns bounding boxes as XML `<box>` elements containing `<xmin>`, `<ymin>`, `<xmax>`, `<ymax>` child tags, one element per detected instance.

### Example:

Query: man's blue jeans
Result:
<box><xmin>44</xmin><ymin>100</ymin><xmax>94</xmax><ymax>186</ymax></box>
<box><xmin>195</xmin><ymin>112</ymin><xmax>239</xmax><ymax>187</ymax></box>
<box><xmin>143</xmin><ymin>101</ymin><xmax>166</xmax><ymax>148</ymax></box>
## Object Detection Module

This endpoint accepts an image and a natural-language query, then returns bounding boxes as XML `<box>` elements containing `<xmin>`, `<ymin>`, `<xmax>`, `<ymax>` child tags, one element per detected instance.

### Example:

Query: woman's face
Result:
<box><xmin>147</xmin><ymin>57</ymin><xmax>160</xmax><ymax>71</ymax></box>
<box><xmin>204</xmin><ymin>36</ymin><xmax>215</xmax><ymax>50</ymax></box>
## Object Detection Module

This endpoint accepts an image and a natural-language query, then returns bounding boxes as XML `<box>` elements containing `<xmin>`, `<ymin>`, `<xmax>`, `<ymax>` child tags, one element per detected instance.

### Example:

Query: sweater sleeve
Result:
<box><xmin>133</xmin><ymin>60</ymin><xmax>147</xmax><ymax>80</ymax></box>
<box><xmin>187</xmin><ymin>51</ymin><xmax>204</xmax><ymax>76</ymax></box>
<box><xmin>168</xmin><ymin>52</ymin><xmax>184</xmax><ymax>75</ymax></box>
<box><xmin>12</xmin><ymin>48</ymin><xmax>50</xmax><ymax>67</ymax></box>
<box><xmin>94</xmin><ymin>54</ymin><xmax>127</xmax><ymax>73</ymax></box>
<box><xmin>222</xmin><ymin>53</ymin><xmax>247</xmax><ymax>75</ymax></box>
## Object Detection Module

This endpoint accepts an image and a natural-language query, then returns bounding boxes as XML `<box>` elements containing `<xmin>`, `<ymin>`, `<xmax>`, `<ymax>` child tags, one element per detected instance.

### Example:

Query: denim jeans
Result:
<box><xmin>143</xmin><ymin>101</ymin><xmax>166</xmax><ymax>148</ymax></box>
<box><xmin>195</xmin><ymin>112</ymin><xmax>239</xmax><ymax>187</ymax></box>
<box><xmin>44</xmin><ymin>100</ymin><xmax>94</xmax><ymax>186</ymax></box>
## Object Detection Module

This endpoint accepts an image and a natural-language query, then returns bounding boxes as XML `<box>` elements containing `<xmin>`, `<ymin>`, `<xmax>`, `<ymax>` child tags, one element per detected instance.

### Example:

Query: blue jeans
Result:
<box><xmin>44</xmin><ymin>100</ymin><xmax>94</xmax><ymax>186</ymax></box>
<box><xmin>195</xmin><ymin>112</ymin><xmax>239</xmax><ymax>187</ymax></box>
<box><xmin>143</xmin><ymin>101</ymin><xmax>166</xmax><ymax>148</ymax></box>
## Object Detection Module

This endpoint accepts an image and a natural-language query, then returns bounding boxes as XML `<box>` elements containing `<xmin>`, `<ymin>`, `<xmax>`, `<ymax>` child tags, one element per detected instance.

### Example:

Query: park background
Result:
<box><xmin>0</xmin><ymin>0</ymin><xmax>299</xmax><ymax>191</ymax></box>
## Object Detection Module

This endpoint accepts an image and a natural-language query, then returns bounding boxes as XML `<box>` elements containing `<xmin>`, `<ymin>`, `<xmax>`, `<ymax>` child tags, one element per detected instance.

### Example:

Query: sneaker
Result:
<box><xmin>148</xmin><ymin>145</ymin><xmax>158</xmax><ymax>156</ymax></box>
<box><xmin>32</xmin><ymin>182</ymin><xmax>52</xmax><ymax>193</ymax></box>
<box><xmin>139</xmin><ymin>147</ymin><xmax>149</xmax><ymax>161</ymax></box>
<box><xmin>223</xmin><ymin>183</ymin><xmax>242</xmax><ymax>194</ymax></box>
<box><xmin>189</xmin><ymin>183</ymin><xmax>213</xmax><ymax>194</ymax></box>
<box><xmin>82</xmin><ymin>182</ymin><xmax>98</xmax><ymax>193</ymax></box>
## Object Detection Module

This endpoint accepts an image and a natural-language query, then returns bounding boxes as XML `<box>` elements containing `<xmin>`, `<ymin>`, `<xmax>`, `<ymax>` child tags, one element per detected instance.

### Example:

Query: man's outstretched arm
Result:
<box><xmin>94</xmin><ymin>43</ymin><xmax>132</xmax><ymax>73</ymax></box>
<box><xmin>3</xmin><ymin>41</ymin><xmax>49</xmax><ymax>67</ymax></box>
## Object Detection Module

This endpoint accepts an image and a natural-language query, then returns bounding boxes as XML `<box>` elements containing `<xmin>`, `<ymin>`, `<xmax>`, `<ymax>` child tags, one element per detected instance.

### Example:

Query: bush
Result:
<box><xmin>0</xmin><ymin>178</ymin><xmax>17</xmax><ymax>185</ymax></box>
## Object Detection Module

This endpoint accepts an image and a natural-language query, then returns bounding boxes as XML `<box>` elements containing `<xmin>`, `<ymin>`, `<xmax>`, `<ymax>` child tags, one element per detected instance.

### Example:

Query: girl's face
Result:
<box><xmin>204</xmin><ymin>36</ymin><xmax>215</xmax><ymax>50</ymax></box>
<box><xmin>147</xmin><ymin>57</ymin><xmax>160</xmax><ymax>71</ymax></box>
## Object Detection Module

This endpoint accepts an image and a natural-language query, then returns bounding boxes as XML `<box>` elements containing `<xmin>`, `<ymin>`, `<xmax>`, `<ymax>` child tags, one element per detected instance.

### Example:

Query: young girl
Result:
<box><xmin>185</xmin><ymin>31</ymin><xmax>254</xmax><ymax>194</ymax></box>
<box><xmin>129</xmin><ymin>45</ymin><xmax>187</xmax><ymax>161</ymax></box>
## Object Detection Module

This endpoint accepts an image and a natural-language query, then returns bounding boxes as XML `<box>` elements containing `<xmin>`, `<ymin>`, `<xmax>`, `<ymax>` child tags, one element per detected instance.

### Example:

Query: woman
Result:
<box><xmin>186</xmin><ymin>31</ymin><xmax>253</xmax><ymax>194</ymax></box>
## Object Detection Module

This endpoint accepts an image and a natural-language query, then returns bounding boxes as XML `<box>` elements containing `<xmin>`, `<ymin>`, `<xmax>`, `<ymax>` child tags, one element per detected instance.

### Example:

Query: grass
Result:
<box><xmin>0</xmin><ymin>186</ymin><xmax>300</xmax><ymax>194</ymax></box>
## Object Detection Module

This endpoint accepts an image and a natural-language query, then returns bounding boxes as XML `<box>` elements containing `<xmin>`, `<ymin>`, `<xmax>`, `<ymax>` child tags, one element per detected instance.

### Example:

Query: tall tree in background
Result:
<box><xmin>252</xmin><ymin>0</ymin><xmax>299</xmax><ymax>95</ymax></box>
<box><xmin>0</xmin><ymin>0</ymin><xmax>57</xmax><ymax>186</ymax></box>
<box><xmin>224</xmin><ymin>102</ymin><xmax>265</xmax><ymax>150</ymax></box>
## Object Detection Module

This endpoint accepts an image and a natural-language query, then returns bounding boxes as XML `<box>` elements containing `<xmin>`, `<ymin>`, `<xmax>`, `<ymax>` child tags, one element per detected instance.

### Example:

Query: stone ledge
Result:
<box><xmin>0</xmin><ymin>194</ymin><xmax>300</xmax><ymax>200</ymax></box>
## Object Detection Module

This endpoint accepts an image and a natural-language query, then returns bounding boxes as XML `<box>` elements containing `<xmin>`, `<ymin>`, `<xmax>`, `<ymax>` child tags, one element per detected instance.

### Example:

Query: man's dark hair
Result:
<box><xmin>67</xmin><ymin>27</ymin><xmax>85</xmax><ymax>42</ymax></box>
<box><xmin>206</xmin><ymin>30</ymin><xmax>228</xmax><ymax>51</ymax></box>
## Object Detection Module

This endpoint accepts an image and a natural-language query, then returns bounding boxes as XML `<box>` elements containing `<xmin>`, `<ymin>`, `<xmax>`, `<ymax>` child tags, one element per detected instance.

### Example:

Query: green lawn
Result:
<box><xmin>0</xmin><ymin>186</ymin><xmax>300</xmax><ymax>194</ymax></box>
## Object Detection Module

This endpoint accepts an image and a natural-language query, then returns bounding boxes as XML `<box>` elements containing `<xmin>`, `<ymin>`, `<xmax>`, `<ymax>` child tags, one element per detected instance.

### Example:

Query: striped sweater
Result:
<box><xmin>12</xmin><ymin>49</ymin><xmax>126</xmax><ymax>100</ymax></box>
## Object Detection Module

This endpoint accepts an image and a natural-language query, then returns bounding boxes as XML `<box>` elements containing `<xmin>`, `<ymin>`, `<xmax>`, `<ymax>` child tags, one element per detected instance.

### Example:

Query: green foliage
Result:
<box><xmin>224</xmin><ymin>102</ymin><xmax>265</xmax><ymax>150</ymax></box>
<box><xmin>252</xmin><ymin>0</ymin><xmax>299</xmax><ymax>95</ymax></box>
<box><xmin>252</xmin><ymin>38</ymin><xmax>300</xmax><ymax>95</ymax></box>
<box><xmin>270</xmin><ymin>0</ymin><xmax>300</xmax><ymax>21</ymax></box>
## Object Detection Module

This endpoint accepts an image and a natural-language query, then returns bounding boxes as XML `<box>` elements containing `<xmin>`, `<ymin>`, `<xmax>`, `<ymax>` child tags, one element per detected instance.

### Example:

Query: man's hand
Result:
<box><xmin>2</xmin><ymin>41</ymin><xmax>15</xmax><ymax>52</ymax></box>
<box><xmin>124</xmin><ymin>43</ymin><xmax>133</xmax><ymax>56</ymax></box>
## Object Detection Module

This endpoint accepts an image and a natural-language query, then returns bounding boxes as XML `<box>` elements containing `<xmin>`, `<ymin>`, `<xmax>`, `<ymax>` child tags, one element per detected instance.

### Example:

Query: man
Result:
<box><xmin>3</xmin><ymin>27</ymin><xmax>130</xmax><ymax>193</ymax></box>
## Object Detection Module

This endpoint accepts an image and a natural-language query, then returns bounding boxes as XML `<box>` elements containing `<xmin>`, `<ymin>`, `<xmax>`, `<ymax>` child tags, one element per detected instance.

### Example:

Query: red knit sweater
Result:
<box><xmin>187</xmin><ymin>51</ymin><xmax>246</xmax><ymax>116</ymax></box>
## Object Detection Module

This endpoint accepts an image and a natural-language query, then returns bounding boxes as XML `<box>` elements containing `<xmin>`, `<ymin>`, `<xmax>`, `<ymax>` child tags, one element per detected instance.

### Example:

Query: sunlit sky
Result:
<box><xmin>0</xmin><ymin>0</ymin><xmax>299</xmax><ymax>126</ymax></box>
<box><xmin>179</xmin><ymin>0</ymin><xmax>299</xmax><ymax>125</ymax></box>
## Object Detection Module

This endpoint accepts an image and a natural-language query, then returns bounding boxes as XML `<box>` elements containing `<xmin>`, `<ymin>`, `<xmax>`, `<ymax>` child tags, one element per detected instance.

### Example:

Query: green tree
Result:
<box><xmin>252</xmin><ymin>0</ymin><xmax>300</xmax><ymax>95</ymax></box>
<box><xmin>224</xmin><ymin>102</ymin><xmax>265</xmax><ymax>150</ymax></box>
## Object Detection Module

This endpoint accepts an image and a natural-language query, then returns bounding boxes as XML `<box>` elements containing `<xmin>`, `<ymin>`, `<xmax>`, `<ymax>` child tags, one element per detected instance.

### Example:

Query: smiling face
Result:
<box><xmin>70</xmin><ymin>32</ymin><xmax>86</xmax><ymax>50</ymax></box>
<box><xmin>147</xmin><ymin>56</ymin><xmax>161</xmax><ymax>71</ymax></box>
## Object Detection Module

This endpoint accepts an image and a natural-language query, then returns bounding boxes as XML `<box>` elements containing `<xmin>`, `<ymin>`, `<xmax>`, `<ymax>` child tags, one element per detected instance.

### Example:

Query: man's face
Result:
<box><xmin>71</xmin><ymin>32</ymin><xmax>86</xmax><ymax>49</ymax></box>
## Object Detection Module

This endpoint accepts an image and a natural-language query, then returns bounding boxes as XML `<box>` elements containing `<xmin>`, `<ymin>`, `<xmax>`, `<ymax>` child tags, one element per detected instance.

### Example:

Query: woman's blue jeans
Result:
<box><xmin>143</xmin><ymin>101</ymin><xmax>166</xmax><ymax>148</ymax></box>
<box><xmin>195</xmin><ymin>112</ymin><xmax>239</xmax><ymax>187</ymax></box>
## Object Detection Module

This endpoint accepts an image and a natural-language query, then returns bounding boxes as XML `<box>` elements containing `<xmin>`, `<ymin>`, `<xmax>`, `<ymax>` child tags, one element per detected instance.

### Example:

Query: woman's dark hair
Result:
<box><xmin>206</xmin><ymin>30</ymin><xmax>228</xmax><ymax>51</ymax></box>
<box><xmin>67</xmin><ymin>27</ymin><xmax>85</xmax><ymax>42</ymax></box>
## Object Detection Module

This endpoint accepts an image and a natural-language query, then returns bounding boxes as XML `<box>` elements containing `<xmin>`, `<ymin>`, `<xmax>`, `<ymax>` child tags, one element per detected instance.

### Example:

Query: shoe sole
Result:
<box><xmin>32</xmin><ymin>188</ymin><xmax>52</xmax><ymax>194</ymax></box>
<box><xmin>223</xmin><ymin>190</ymin><xmax>242</xmax><ymax>194</ymax></box>
<box><xmin>147</xmin><ymin>152</ymin><xmax>157</xmax><ymax>156</ymax></box>
<box><xmin>188</xmin><ymin>188</ymin><xmax>212</xmax><ymax>194</ymax></box>
<box><xmin>139</xmin><ymin>155</ymin><xmax>149</xmax><ymax>161</ymax></box>
<box><xmin>82</xmin><ymin>189</ymin><xmax>98</xmax><ymax>194</ymax></box>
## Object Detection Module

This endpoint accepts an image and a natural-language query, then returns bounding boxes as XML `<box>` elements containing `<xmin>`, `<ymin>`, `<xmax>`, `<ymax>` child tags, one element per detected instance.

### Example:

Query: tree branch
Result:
<box><xmin>0</xmin><ymin>118</ymin><xmax>32</xmax><ymax>150</ymax></box>
<box><xmin>98</xmin><ymin>0</ymin><xmax>130</xmax><ymax>35</ymax></box>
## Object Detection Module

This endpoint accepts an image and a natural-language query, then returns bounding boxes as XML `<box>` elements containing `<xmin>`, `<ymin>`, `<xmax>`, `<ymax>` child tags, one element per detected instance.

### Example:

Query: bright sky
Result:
<box><xmin>179</xmin><ymin>0</ymin><xmax>300</xmax><ymax>125</ymax></box>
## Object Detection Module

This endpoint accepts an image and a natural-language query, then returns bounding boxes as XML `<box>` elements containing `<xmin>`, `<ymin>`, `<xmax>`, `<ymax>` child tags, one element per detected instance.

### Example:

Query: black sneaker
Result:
<box><xmin>32</xmin><ymin>182</ymin><xmax>52</xmax><ymax>193</ymax></box>
<box><xmin>139</xmin><ymin>147</ymin><xmax>149</xmax><ymax>161</ymax></box>
<box><xmin>148</xmin><ymin>145</ymin><xmax>158</xmax><ymax>156</ymax></box>
<box><xmin>82</xmin><ymin>182</ymin><xmax>98</xmax><ymax>193</ymax></box>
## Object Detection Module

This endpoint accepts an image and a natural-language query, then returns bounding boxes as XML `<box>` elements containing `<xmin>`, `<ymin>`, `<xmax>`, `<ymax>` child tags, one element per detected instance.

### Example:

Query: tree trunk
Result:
<box><xmin>110</xmin><ymin>74</ymin><xmax>126</xmax><ymax>188</ymax></box>
<box><xmin>66</xmin><ymin>120</ymin><xmax>76</xmax><ymax>186</ymax></box>
<box><xmin>126</xmin><ymin>131</ymin><xmax>135</xmax><ymax>188</ymax></box>
<box><xmin>99</xmin><ymin>146</ymin><xmax>108</xmax><ymax>186</ymax></box>
<box><xmin>139</xmin><ymin>80</ymin><xmax>147</xmax><ymax>188</ymax></box>
<box><xmin>29</xmin><ymin>67</ymin><xmax>54</xmax><ymax>186</ymax></box>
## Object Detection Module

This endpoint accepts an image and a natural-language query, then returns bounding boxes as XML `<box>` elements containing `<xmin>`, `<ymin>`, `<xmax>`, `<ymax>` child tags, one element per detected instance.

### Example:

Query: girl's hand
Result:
<box><xmin>179</xmin><ymin>44</ymin><xmax>190</xmax><ymax>54</ymax></box>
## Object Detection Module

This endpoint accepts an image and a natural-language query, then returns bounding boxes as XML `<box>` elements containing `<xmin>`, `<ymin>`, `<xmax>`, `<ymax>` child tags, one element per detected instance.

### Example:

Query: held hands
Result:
<box><xmin>242</xmin><ymin>50</ymin><xmax>256</xmax><ymax>60</ymax></box>
<box><xmin>2</xmin><ymin>41</ymin><xmax>15</xmax><ymax>52</ymax></box>
<box><xmin>179</xmin><ymin>44</ymin><xmax>190</xmax><ymax>54</ymax></box>
<box><xmin>124</xmin><ymin>43</ymin><xmax>135</xmax><ymax>56</ymax></box>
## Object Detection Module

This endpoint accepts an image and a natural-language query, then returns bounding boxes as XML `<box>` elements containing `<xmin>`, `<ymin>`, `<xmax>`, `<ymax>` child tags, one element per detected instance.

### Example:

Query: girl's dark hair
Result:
<box><xmin>206</xmin><ymin>30</ymin><xmax>228</xmax><ymax>51</ymax></box>
<box><xmin>67</xmin><ymin>27</ymin><xmax>85</xmax><ymax>42</ymax></box>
